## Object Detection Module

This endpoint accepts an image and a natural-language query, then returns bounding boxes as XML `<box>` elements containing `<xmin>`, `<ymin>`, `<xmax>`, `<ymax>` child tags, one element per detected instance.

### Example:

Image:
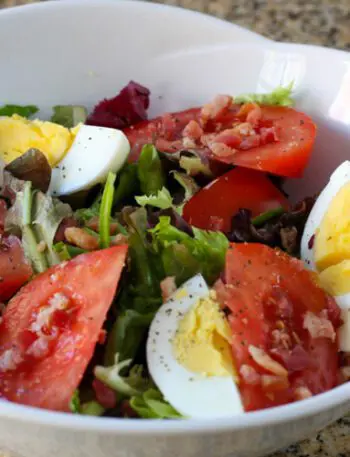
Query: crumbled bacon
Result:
<box><xmin>210</xmin><ymin>143</ymin><xmax>236</xmax><ymax>158</ymax></box>
<box><xmin>64</xmin><ymin>227</ymin><xmax>99</xmax><ymax>251</ymax></box>
<box><xmin>294</xmin><ymin>386</ymin><xmax>312</xmax><ymax>401</ymax></box>
<box><xmin>240</xmin><ymin>364</ymin><xmax>261</xmax><ymax>385</ymax></box>
<box><xmin>211</xmin><ymin>129</ymin><xmax>241</xmax><ymax>149</ymax></box>
<box><xmin>161</xmin><ymin>113</ymin><xmax>177</xmax><ymax>140</ymax></box>
<box><xmin>155</xmin><ymin>138</ymin><xmax>183</xmax><ymax>153</ymax></box>
<box><xmin>260</xmin><ymin>126</ymin><xmax>279</xmax><ymax>145</ymax></box>
<box><xmin>111</xmin><ymin>234</ymin><xmax>129</xmax><ymax>246</ymax></box>
<box><xmin>303</xmin><ymin>311</ymin><xmax>336</xmax><ymax>341</ymax></box>
<box><xmin>54</xmin><ymin>217</ymin><xmax>78</xmax><ymax>243</ymax></box>
<box><xmin>239</xmin><ymin>134</ymin><xmax>261</xmax><ymax>150</ymax></box>
<box><xmin>160</xmin><ymin>276</ymin><xmax>177</xmax><ymax>302</ymax></box>
<box><xmin>0</xmin><ymin>348</ymin><xmax>22</xmax><ymax>372</ymax></box>
<box><xmin>183</xmin><ymin>120</ymin><xmax>203</xmax><ymax>140</ymax></box>
<box><xmin>246</xmin><ymin>103</ymin><xmax>262</xmax><ymax>126</ymax></box>
<box><xmin>87</xmin><ymin>217</ymin><xmax>120</xmax><ymax>235</ymax></box>
<box><xmin>200</xmin><ymin>95</ymin><xmax>232</xmax><ymax>126</ymax></box>
<box><xmin>248</xmin><ymin>345</ymin><xmax>288</xmax><ymax>377</ymax></box>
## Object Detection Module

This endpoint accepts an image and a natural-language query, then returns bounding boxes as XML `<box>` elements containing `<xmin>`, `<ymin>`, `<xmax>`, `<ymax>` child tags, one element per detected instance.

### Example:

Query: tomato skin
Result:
<box><xmin>183</xmin><ymin>167</ymin><xmax>289</xmax><ymax>232</ymax></box>
<box><xmin>0</xmin><ymin>235</ymin><xmax>33</xmax><ymax>302</ymax></box>
<box><xmin>219</xmin><ymin>106</ymin><xmax>317</xmax><ymax>178</ymax></box>
<box><xmin>124</xmin><ymin>105</ymin><xmax>316</xmax><ymax>178</ymax></box>
<box><xmin>215</xmin><ymin>243</ymin><xmax>340</xmax><ymax>411</ymax></box>
<box><xmin>0</xmin><ymin>245</ymin><xmax>127</xmax><ymax>411</ymax></box>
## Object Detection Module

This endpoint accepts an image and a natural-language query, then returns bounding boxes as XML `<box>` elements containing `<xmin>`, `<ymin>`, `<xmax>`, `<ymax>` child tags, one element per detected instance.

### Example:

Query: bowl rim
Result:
<box><xmin>0</xmin><ymin>0</ymin><xmax>349</xmax><ymax>434</ymax></box>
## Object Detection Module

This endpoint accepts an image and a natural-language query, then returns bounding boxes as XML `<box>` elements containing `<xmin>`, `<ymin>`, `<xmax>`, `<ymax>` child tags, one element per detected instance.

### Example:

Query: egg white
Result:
<box><xmin>146</xmin><ymin>274</ymin><xmax>244</xmax><ymax>419</ymax></box>
<box><xmin>48</xmin><ymin>125</ymin><xmax>130</xmax><ymax>196</ymax></box>
<box><xmin>300</xmin><ymin>161</ymin><xmax>350</xmax><ymax>352</ymax></box>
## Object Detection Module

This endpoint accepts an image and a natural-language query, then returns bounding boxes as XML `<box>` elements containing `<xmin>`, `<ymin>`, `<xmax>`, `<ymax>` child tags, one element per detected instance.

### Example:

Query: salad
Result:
<box><xmin>0</xmin><ymin>81</ymin><xmax>348</xmax><ymax>419</ymax></box>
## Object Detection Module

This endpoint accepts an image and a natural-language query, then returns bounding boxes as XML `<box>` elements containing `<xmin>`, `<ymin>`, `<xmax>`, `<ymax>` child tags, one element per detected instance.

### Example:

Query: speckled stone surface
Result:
<box><xmin>1</xmin><ymin>0</ymin><xmax>350</xmax><ymax>456</ymax></box>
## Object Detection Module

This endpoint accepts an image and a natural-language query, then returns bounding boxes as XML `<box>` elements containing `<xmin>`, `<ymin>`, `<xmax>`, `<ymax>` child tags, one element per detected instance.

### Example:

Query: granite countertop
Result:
<box><xmin>0</xmin><ymin>0</ymin><xmax>350</xmax><ymax>457</ymax></box>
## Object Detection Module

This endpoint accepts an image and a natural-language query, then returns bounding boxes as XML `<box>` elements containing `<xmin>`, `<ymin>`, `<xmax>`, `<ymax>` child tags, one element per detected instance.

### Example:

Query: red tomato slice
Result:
<box><xmin>0</xmin><ymin>245</ymin><xmax>128</xmax><ymax>411</ymax></box>
<box><xmin>0</xmin><ymin>235</ymin><xmax>33</xmax><ymax>302</ymax></box>
<box><xmin>215</xmin><ymin>243</ymin><xmax>340</xmax><ymax>411</ymax></box>
<box><xmin>124</xmin><ymin>105</ymin><xmax>316</xmax><ymax>177</ymax></box>
<box><xmin>183</xmin><ymin>167</ymin><xmax>289</xmax><ymax>232</ymax></box>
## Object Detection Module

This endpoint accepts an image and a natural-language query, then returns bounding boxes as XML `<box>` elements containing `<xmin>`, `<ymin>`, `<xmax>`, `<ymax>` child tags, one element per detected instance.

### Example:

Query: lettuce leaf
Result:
<box><xmin>0</xmin><ymin>104</ymin><xmax>39</xmax><ymax>118</ymax></box>
<box><xmin>99</xmin><ymin>171</ymin><xmax>116</xmax><ymax>248</ymax></box>
<box><xmin>150</xmin><ymin>216</ymin><xmax>228</xmax><ymax>285</ymax></box>
<box><xmin>95</xmin><ymin>354</ymin><xmax>151</xmax><ymax>397</ymax></box>
<box><xmin>135</xmin><ymin>187</ymin><xmax>173</xmax><ymax>210</ymax></box>
<box><xmin>51</xmin><ymin>105</ymin><xmax>87</xmax><ymax>128</ymax></box>
<box><xmin>137</xmin><ymin>145</ymin><xmax>165</xmax><ymax>195</ymax></box>
<box><xmin>130</xmin><ymin>388</ymin><xmax>182</xmax><ymax>419</ymax></box>
<box><xmin>235</xmin><ymin>83</ymin><xmax>294</xmax><ymax>107</ymax></box>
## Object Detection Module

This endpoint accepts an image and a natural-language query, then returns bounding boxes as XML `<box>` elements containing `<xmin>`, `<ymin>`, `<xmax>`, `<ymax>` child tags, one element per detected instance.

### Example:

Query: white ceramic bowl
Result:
<box><xmin>0</xmin><ymin>1</ymin><xmax>350</xmax><ymax>457</ymax></box>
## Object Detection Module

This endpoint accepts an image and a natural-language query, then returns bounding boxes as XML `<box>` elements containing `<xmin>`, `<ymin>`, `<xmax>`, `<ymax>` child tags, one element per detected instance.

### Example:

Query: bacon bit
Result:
<box><xmin>210</xmin><ymin>142</ymin><xmax>236</xmax><ymax>158</ymax></box>
<box><xmin>160</xmin><ymin>276</ymin><xmax>177</xmax><ymax>302</ymax></box>
<box><xmin>155</xmin><ymin>138</ymin><xmax>183</xmax><ymax>153</ymax></box>
<box><xmin>239</xmin><ymin>134</ymin><xmax>261</xmax><ymax>150</ymax></box>
<box><xmin>211</xmin><ymin>129</ymin><xmax>241</xmax><ymax>149</ymax></box>
<box><xmin>200</xmin><ymin>95</ymin><xmax>233</xmax><ymax>126</ymax></box>
<box><xmin>111</xmin><ymin>234</ymin><xmax>128</xmax><ymax>246</ymax></box>
<box><xmin>37</xmin><ymin>241</ymin><xmax>47</xmax><ymax>253</ymax></box>
<box><xmin>294</xmin><ymin>386</ymin><xmax>313</xmax><ymax>401</ymax></box>
<box><xmin>182</xmin><ymin>137</ymin><xmax>197</xmax><ymax>149</ymax></box>
<box><xmin>246</xmin><ymin>104</ymin><xmax>262</xmax><ymax>126</ymax></box>
<box><xmin>183</xmin><ymin>120</ymin><xmax>203</xmax><ymax>140</ymax></box>
<box><xmin>261</xmin><ymin>374</ymin><xmax>289</xmax><ymax>391</ymax></box>
<box><xmin>248</xmin><ymin>345</ymin><xmax>288</xmax><ymax>377</ymax></box>
<box><xmin>303</xmin><ymin>311</ymin><xmax>336</xmax><ymax>341</ymax></box>
<box><xmin>200</xmin><ymin>133</ymin><xmax>217</xmax><ymax>148</ymax></box>
<box><xmin>98</xmin><ymin>329</ymin><xmax>107</xmax><ymax>345</ymax></box>
<box><xmin>240</xmin><ymin>364</ymin><xmax>261</xmax><ymax>385</ymax></box>
<box><xmin>26</xmin><ymin>336</ymin><xmax>50</xmax><ymax>359</ymax></box>
<box><xmin>271</xmin><ymin>329</ymin><xmax>291</xmax><ymax>349</ymax></box>
<box><xmin>213</xmin><ymin>279</ymin><xmax>230</xmax><ymax>305</ymax></box>
<box><xmin>64</xmin><ymin>227</ymin><xmax>99</xmax><ymax>251</ymax></box>
<box><xmin>161</xmin><ymin>113</ymin><xmax>177</xmax><ymax>140</ymax></box>
<box><xmin>92</xmin><ymin>378</ymin><xmax>117</xmax><ymax>409</ymax></box>
<box><xmin>260</xmin><ymin>126</ymin><xmax>279</xmax><ymax>145</ymax></box>
<box><xmin>0</xmin><ymin>348</ymin><xmax>23</xmax><ymax>372</ymax></box>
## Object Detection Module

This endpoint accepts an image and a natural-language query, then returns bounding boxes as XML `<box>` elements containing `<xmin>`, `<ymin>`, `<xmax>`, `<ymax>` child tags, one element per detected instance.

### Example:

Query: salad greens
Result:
<box><xmin>99</xmin><ymin>172</ymin><xmax>116</xmax><ymax>248</ymax></box>
<box><xmin>137</xmin><ymin>144</ymin><xmax>165</xmax><ymax>195</ymax></box>
<box><xmin>130</xmin><ymin>389</ymin><xmax>182</xmax><ymax>419</ymax></box>
<box><xmin>51</xmin><ymin>105</ymin><xmax>88</xmax><ymax>128</ymax></box>
<box><xmin>0</xmin><ymin>104</ymin><xmax>39</xmax><ymax>118</ymax></box>
<box><xmin>235</xmin><ymin>83</ymin><xmax>294</xmax><ymax>107</ymax></box>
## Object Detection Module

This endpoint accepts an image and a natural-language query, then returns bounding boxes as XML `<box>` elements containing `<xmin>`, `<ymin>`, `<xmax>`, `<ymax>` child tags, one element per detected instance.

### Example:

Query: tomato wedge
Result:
<box><xmin>0</xmin><ymin>235</ymin><xmax>32</xmax><ymax>302</ymax></box>
<box><xmin>0</xmin><ymin>245</ymin><xmax>127</xmax><ymax>411</ymax></box>
<box><xmin>215</xmin><ymin>243</ymin><xmax>340</xmax><ymax>411</ymax></box>
<box><xmin>0</xmin><ymin>199</ymin><xmax>6</xmax><ymax>235</ymax></box>
<box><xmin>183</xmin><ymin>167</ymin><xmax>289</xmax><ymax>232</ymax></box>
<box><xmin>124</xmin><ymin>105</ymin><xmax>316</xmax><ymax>177</ymax></box>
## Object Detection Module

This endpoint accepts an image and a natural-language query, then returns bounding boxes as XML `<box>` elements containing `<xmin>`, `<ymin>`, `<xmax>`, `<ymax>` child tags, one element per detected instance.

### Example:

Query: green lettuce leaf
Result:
<box><xmin>99</xmin><ymin>171</ymin><xmax>116</xmax><ymax>248</ymax></box>
<box><xmin>5</xmin><ymin>183</ymin><xmax>72</xmax><ymax>271</ymax></box>
<box><xmin>95</xmin><ymin>354</ymin><xmax>151</xmax><ymax>397</ymax></box>
<box><xmin>235</xmin><ymin>83</ymin><xmax>294</xmax><ymax>107</ymax></box>
<box><xmin>113</xmin><ymin>163</ymin><xmax>140</xmax><ymax>206</ymax></box>
<box><xmin>137</xmin><ymin>145</ymin><xmax>165</xmax><ymax>195</ymax></box>
<box><xmin>105</xmin><ymin>309</ymin><xmax>154</xmax><ymax>364</ymax></box>
<box><xmin>32</xmin><ymin>192</ymin><xmax>72</xmax><ymax>266</ymax></box>
<box><xmin>51</xmin><ymin>105</ymin><xmax>87</xmax><ymax>128</ymax></box>
<box><xmin>150</xmin><ymin>216</ymin><xmax>228</xmax><ymax>285</ymax></box>
<box><xmin>69</xmin><ymin>390</ymin><xmax>105</xmax><ymax>416</ymax></box>
<box><xmin>135</xmin><ymin>187</ymin><xmax>173</xmax><ymax>210</ymax></box>
<box><xmin>130</xmin><ymin>388</ymin><xmax>182</xmax><ymax>419</ymax></box>
<box><xmin>0</xmin><ymin>104</ymin><xmax>39</xmax><ymax>118</ymax></box>
<box><xmin>69</xmin><ymin>390</ymin><xmax>81</xmax><ymax>414</ymax></box>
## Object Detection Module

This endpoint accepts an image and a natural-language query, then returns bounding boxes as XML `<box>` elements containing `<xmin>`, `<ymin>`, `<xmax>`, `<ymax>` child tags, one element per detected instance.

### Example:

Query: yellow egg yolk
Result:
<box><xmin>315</xmin><ymin>182</ymin><xmax>350</xmax><ymax>295</ymax></box>
<box><xmin>0</xmin><ymin>115</ymin><xmax>81</xmax><ymax>166</ymax></box>
<box><xmin>173</xmin><ymin>292</ymin><xmax>238</xmax><ymax>381</ymax></box>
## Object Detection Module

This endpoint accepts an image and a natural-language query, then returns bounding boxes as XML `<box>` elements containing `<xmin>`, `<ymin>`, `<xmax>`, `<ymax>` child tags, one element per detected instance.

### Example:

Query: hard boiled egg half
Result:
<box><xmin>0</xmin><ymin>114</ymin><xmax>130</xmax><ymax>196</ymax></box>
<box><xmin>301</xmin><ymin>161</ymin><xmax>350</xmax><ymax>351</ymax></box>
<box><xmin>146</xmin><ymin>274</ymin><xmax>244</xmax><ymax>419</ymax></box>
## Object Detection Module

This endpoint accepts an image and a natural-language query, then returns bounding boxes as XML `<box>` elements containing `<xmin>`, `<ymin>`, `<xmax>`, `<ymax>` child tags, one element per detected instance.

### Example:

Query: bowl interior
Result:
<box><xmin>0</xmin><ymin>0</ymin><xmax>349</xmax><ymax>434</ymax></box>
